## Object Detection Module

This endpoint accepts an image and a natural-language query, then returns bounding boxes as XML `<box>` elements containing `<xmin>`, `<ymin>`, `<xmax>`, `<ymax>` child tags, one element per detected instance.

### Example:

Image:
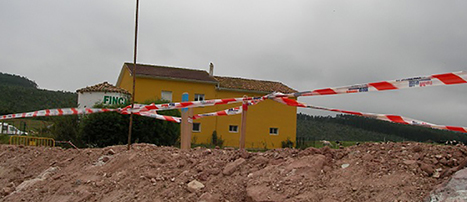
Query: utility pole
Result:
<box><xmin>128</xmin><ymin>0</ymin><xmax>140</xmax><ymax>150</ymax></box>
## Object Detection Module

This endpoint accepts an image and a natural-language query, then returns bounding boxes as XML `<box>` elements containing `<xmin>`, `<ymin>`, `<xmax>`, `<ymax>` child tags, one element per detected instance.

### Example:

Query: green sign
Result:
<box><xmin>103</xmin><ymin>96</ymin><xmax>127</xmax><ymax>105</ymax></box>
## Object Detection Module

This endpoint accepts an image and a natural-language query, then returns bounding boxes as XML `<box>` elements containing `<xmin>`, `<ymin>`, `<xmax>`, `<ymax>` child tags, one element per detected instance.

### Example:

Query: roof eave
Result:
<box><xmin>216</xmin><ymin>87</ymin><xmax>272</xmax><ymax>94</ymax></box>
<box><xmin>136</xmin><ymin>74</ymin><xmax>218</xmax><ymax>85</ymax></box>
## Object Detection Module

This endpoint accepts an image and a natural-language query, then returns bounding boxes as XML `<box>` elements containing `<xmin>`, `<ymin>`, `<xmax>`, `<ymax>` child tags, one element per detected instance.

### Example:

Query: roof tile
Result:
<box><xmin>77</xmin><ymin>82</ymin><xmax>130</xmax><ymax>94</ymax></box>
<box><xmin>122</xmin><ymin>63</ymin><xmax>296</xmax><ymax>94</ymax></box>
<box><xmin>125</xmin><ymin>63</ymin><xmax>218</xmax><ymax>83</ymax></box>
<box><xmin>214</xmin><ymin>76</ymin><xmax>297</xmax><ymax>94</ymax></box>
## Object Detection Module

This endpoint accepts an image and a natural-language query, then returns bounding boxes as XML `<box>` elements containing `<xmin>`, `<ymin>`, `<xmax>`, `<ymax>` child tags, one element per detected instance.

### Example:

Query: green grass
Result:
<box><xmin>0</xmin><ymin>134</ymin><xmax>10</xmax><ymax>144</ymax></box>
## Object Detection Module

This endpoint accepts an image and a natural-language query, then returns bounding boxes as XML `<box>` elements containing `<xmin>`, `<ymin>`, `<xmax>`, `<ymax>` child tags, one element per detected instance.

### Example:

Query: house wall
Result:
<box><xmin>117</xmin><ymin>67</ymin><xmax>296</xmax><ymax>149</ymax></box>
<box><xmin>77</xmin><ymin>92</ymin><xmax>129</xmax><ymax>108</ymax></box>
<box><xmin>213</xmin><ymin>90</ymin><xmax>296</xmax><ymax>149</ymax></box>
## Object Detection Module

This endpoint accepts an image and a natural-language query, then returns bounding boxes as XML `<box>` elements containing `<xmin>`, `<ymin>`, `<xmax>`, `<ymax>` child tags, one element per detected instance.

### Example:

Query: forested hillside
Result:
<box><xmin>0</xmin><ymin>72</ymin><xmax>37</xmax><ymax>88</ymax></box>
<box><xmin>297</xmin><ymin>113</ymin><xmax>467</xmax><ymax>143</ymax></box>
<box><xmin>0</xmin><ymin>72</ymin><xmax>77</xmax><ymax>115</ymax></box>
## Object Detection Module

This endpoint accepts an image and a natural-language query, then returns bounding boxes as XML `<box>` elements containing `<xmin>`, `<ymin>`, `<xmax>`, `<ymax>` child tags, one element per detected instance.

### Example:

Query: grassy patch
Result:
<box><xmin>0</xmin><ymin>134</ymin><xmax>10</xmax><ymax>144</ymax></box>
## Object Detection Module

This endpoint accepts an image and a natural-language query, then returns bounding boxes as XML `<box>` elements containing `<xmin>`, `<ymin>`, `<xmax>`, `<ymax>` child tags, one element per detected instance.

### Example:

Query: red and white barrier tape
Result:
<box><xmin>0</xmin><ymin>108</ymin><xmax>118</xmax><ymax>120</ymax></box>
<box><xmin>0</xmin><ymin>96</ymin><xmax>264</xmax><ymax>122</ymax></box>
<box><xmin>128</xmin><ymin>96</ymin><xmax>264</xmax><ymax>113</ymax></box>
<box><xmin>0</xmin><ymin>100</ymin><xmax>256</xmax><ymax>123</ymax></box>
<box><xmin>193</xmin><ymin>107</ymin><xmax>242</xmax><ymax>120</ymax></box>
<box><xmin>119</xmin><ymin>98</ymin><xmax>264</xmax><ymax>122</ymax></box>
<box><xmin>1</xmin><ymin>71</ymin><xmax>466</xmax><ymax>129</ymax></box>
<box><xmin>274</xmin><ymin>71</ymin><xmax>467</xmax><ymax>98</ymax></box>
<box><xmin>192</xmin><ymin>98</ymin><xmax>262</xmax><ymax>120</ymax></box>
<box><xmin>273</xmin><ymin>97</ymin><xmax>467</xmax><ymax>133</ymax></box>
<box><xmin>130</xmin><ymin>111</ymin><xmax>182</xmax><ymax>123</ymax></box>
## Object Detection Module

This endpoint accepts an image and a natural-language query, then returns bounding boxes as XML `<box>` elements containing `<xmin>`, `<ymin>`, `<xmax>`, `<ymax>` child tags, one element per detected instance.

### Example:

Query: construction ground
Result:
<box><xmin>1</xmin><ymin>142</ymin><xmax>467</xmax><ymax>202</ymax></box>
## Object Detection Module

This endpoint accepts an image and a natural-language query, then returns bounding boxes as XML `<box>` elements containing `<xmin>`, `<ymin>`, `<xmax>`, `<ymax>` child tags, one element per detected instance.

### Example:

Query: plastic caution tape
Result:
<box><xmin>2</xmin><ymin>71</ymin><xmax>465</xmax><ymax>126</ymax></box>
<box><xmin>0</xmin><ymin>108</ymin><xmax>118</xmax><ymax>120</ymax></box>
<box><xmin>0</xmin><ymin>98</ymin><xmax>260</xmax><ymax>123</ymax></box>
<box><xmin>135</xmin><ymin>112</ymin><xmax>182</xmax><ymax>123</ymax></box>
<box><xmin>119</xmin><ymin>98</ymin><xmax>265</xmax><ymax>122</ymax></box>
<box><xmin>192</xmin><ymin>98</ymin><xmax>263</xmax><ymax>120</ymax></box>
<box><xmin>273</xmin><ymin>71</ymin><xmax>467</xmax><ymax>98</ymax></box>
<box><xmin>128</xmin><ymin>96</ymin><xmax>264</xmax><ymax>113</ymax></box>
<box><xmin>0</xmin><ymin>96</ymin><xmax>264</xmax><ymax>122</ymax></box>
<box><xmin>273</xmin><ymin>97</ymin><xmax>467</xmax><ymax>133</ymax></box>
<box><xmin>193</xmin><ymin>107</ymin><xmax>242</xmax><ymax>120</ymax></box>
<box><xmin>120</xmin><ymin>109</ymin><xmax>182</xmax><ymax>123</ymax></box>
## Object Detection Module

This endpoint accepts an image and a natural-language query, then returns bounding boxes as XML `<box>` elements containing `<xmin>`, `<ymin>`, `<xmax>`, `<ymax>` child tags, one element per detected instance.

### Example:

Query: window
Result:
<box><xmin>192</xmin><ymin>123</ymin><xmax>201</xmax><ymax>132</ymax></box>
<box><xmin>269</xmin><ymin>127</ymin><xmax>279</xmax><ymax>135</ymax></box>
<box><xmin>161</xmin><ymin>91</ymin><xmax>172</xmax><ymax>102</ymax></box>
<box><xmin>229</xmin><ymin>125</ymin><xmax>238</xmax><ymax>133</ymax></box>
<box><xmin>194</xmin><ymin>94</ymin><xmax>205</xmax><ymax>101</ymax></box>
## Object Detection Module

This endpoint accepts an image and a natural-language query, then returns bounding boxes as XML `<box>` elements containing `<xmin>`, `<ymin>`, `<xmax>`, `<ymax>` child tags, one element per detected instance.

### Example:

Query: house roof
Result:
<box><xmin>118</xmin><ymin>63</ymin><xmax>297</xmax><ymax>94</ymax></box>
<box><xmin>76</xmin><ymin>82</ymin><xmax>130</xmax><ymax>94</ymax></box>
<box><xmin>124</xmin><ymin>63</ymin><xmax>218</xmax><ymax>83</ymax></box>
<box><xmin>215</xmin><ymin>76</ymin><xmax>297</xmax><ymax>94</ymax></box>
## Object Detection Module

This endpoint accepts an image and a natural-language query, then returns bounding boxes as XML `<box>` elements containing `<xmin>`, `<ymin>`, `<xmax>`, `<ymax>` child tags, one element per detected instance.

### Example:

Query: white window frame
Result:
<box><xmin>192</xmin><ymin>123</ymin><xmax>201</xmax><ymax>132</ymax></box>
<box><xmin>194</xmin><ymin>94</ymin><xmax>205</xmax><ymax>101</ymax></box>
<box><xmin>229</xmin><ymin>125</ymin><xmax>238</xmax><ymax>133</ymax></box>
<box><xmin>161</xmin><ymin>90</ymin><xmax>173</xmax><ymax>102</ymax></box>
<box><xmin>269</xmin><ymin>127</ymin><xmax>279</xmax><ymax>135</ymax></box>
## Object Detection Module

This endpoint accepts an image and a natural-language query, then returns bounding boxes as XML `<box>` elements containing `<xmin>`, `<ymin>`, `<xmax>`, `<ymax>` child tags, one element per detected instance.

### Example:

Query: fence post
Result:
<box><xmin>239</xmin><ymin>95</ymin><xmax>248</xmax><ymax>150</ymax></box>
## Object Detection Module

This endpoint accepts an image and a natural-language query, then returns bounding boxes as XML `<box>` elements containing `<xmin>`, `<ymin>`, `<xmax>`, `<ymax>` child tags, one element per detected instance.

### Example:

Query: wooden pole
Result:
<box><xmin>181</xmin><ymin>93</ymin><xmax>189</xmax><ymax>150</ymax></box>
<box><xmin>128</xmin><ymin>0</ymin><xmax>140</xmax><ymax>151</ymax></box>
<box><xmin>239</xmin><ymin>95</ymin><xmax>248</xmax><ymax>150</ymax></box>
<box><xmin>187</xmin><ymin>108</ymin><xmax>193</xmax><ymax>149</ymax></box>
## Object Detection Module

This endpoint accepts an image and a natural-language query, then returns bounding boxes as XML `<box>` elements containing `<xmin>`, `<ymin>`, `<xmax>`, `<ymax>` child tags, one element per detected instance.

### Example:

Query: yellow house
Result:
<box><xmin>116</xmin><ymin>62</ymin><xmax>297</xmax><ymax>149</ymax></box>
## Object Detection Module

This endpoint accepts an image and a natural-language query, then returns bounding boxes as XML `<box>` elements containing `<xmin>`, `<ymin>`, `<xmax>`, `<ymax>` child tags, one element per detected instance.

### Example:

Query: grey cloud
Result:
<box><xmin>0</xmin><ymin>0</ymin><xmax>466</xmax><ymax>127</ymax></box>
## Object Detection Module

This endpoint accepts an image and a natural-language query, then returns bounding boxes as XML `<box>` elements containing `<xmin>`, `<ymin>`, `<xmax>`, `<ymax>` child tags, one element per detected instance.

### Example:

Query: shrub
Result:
<box><xmin>211</xmin><ymin>130</ymin><xmax>224</xmax><ymax>147</ymax></box>
<box><xmin>281</xmin><ymin>137</ymin><xmax>294</xmax><ymax>148</ymax></box>
<box><xmin>50</xmin><ymin>100</ymin><xmax>181</xmax><ymax>148</ymax></box>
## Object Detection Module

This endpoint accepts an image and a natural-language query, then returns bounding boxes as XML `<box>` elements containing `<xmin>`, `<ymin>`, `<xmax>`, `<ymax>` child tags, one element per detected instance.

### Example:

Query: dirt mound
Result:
<box><xmin>1</xmin><ymin>142</ymin><xmax>467</xmax><ymax>202</ymax></box>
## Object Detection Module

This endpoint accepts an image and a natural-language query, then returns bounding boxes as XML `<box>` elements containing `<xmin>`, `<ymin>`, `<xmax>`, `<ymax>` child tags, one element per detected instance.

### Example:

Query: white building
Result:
<box><xmin>76</xmin><ymin>82</ymin><xmax>131</xmax><ymax>108</ymax></box>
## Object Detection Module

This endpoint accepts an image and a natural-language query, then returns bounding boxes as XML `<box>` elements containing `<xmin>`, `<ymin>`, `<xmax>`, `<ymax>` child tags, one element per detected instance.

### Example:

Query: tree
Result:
<box><xmin>47</xmin><ymin>116</ymin><xmax>83</xmax><ymax>147</ymax></box>
<box><xmin>80</xmin><ymin>101</ymin><xmax>180</xmax><ymax>147</ymax></box>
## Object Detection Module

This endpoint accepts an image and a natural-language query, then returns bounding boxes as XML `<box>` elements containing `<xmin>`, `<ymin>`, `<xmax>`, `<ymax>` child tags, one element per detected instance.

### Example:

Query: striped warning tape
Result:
<box><xmin>119</xmin><ymin>109</ymin><xmax>182</xmax><ymax>123</ymax></box>
<box><xmin>0</xmin><ymin>96</ymin><xmax>264</xmax><ymax>121</ymax></box>
<box><xmin>273</xmin><ymin>97</ymin><xmax>467</xmax><ymax>133</ymax></box>
<box><xmin>193</xmin><ymin>107</ymin><xmax>241</xmax><ymax>120</ymax></box>
<box><xmin>0</xmin><ymin>98</ymin><xmax>261</xmax><ymax>123</ymax></box>
<box><xmin>0</xmin><ymin>108</ymin><xmax>118</xmax><ymax>120</ymax></box>
<box><xmin>1</xmin><ymin>71</ymin><xmax>465</xmax><ymax>129</ymax></box>
<box><xmin>273</xmin><ymin>71</ymin><xmax>467</xmax><ymax>98</ymax></box>
<box><xmin>135</xmin><ymin>112</ymin><xmax>182</xmax><ymax>123</ymax></box>
<box><xmin>192</xmin><ymin>98</ymin><xmax>263</xmax><ymax>120</ymax></box>
<box><xmin>129</xmin><ymin>96</ymin><xmax>264</xmax><ymax>113</ymax></box>
<box><xmin>118</xmin><ymin>98</ymin><xmax>265</xmax><ymax>122</ymax></box>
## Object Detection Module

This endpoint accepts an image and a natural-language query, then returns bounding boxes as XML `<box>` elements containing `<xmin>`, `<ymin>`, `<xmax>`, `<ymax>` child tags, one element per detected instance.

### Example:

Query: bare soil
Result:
<box><xmin>1</xmin><ymin>142</ymin><xmax>467</xmax><ymax>202</ymax></box>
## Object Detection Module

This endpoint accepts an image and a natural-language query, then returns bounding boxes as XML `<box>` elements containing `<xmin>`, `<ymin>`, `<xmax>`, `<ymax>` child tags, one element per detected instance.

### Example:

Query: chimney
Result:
<box><xmin>209</xmin><ymin>62</ymin><xmax>214</xmax><ymax>76</ymax></box>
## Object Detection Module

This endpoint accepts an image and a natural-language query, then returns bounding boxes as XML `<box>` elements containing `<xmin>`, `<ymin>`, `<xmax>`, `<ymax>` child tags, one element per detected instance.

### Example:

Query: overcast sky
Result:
<box><xmin>1</xmin><ymin>1</ymin><xmax>466</xmax><ymax>127</ymax></box>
